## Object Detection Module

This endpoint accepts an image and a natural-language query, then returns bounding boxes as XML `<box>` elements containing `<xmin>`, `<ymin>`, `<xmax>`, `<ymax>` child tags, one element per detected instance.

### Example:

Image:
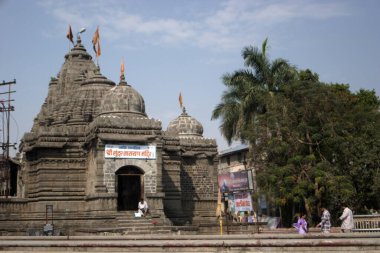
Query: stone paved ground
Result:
<box><xmin>0</xmin><ymin>233</ymin><xmax>379</xmax><ymax>252</ymax></box>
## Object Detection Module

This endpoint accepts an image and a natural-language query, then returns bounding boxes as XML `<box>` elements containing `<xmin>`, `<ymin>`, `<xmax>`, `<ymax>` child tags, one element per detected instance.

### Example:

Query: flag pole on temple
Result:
<box><xmin>66</xmin><ymin>25</ymin><xmax>74</xmax><ymax>51</ymax></box>
<box><xmin>92</xmin><ymin>26</ymin><xmax>101</xmax><ymax>66</ymax></box>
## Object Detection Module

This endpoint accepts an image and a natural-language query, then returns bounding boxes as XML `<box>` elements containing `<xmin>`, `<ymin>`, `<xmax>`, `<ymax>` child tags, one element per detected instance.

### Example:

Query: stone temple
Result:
<box><xmin>0</xmin><ymin>37</ymin><xmax>218</xmax><ymax>235</ymax></box>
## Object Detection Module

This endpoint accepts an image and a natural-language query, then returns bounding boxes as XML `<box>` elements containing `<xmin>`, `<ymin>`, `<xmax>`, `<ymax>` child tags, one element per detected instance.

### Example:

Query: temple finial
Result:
<box><xmin>74</xmin><ymin>28</ymin><xmax>86</xmax><ymax>46</ymax></box>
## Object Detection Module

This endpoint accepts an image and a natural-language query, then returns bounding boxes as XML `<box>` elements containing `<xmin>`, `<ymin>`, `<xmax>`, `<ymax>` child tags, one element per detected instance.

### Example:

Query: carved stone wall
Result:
<box><xmin>104</xmin><ymin>155</ymin><xmax>158</xmax><ymax>194</ymax></box>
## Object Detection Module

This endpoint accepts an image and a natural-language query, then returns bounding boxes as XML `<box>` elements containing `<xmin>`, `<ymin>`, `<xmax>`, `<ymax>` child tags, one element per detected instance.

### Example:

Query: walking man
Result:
<box><xmin>339</xmin><ymin>203</ymin><xmax>354</xmax><ymax>232</ymax></box>
<box><xmin>316</xmin><ymin>207</ymin><xmax>331</xmax><ymax>233</ymax></box>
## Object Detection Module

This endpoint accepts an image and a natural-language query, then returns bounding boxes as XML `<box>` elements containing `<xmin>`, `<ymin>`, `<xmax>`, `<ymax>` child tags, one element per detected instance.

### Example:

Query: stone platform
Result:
<box><xmin>0</xmin><ymin>233</ymin><xmax>379</xmax><ymax>252</ymax></box>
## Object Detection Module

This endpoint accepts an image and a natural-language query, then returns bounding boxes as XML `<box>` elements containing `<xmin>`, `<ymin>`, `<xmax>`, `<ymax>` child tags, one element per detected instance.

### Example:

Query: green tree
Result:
<box><xmin>251</xmin><ymin>78</ymin><xmax>380</xmax><ymax>225</ymax></box>
<box><xmin>327</xmin><ymin>86</ymin><xmax>380</xmax><ymax>213</ymax></box>
<box><xmin>213</xmin><ymin>41</ymin><xmax>380</xmax><ymax>226</ymax></box>
<box><xmin>211</xmin><ymin>38</ymin><xmax>297</xmax><ymax>144</ymax></box>
<box><xmin>251</xmin><ymin>78</ymin><xmax>347</xmax><ymax>224</ymax></box>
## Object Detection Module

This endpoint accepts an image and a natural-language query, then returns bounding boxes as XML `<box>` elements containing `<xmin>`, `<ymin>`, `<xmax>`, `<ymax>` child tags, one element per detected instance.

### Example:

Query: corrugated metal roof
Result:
<box><xmin>218</xmin><ymin>143</ymin><xmax>249</xmax><ymax>156</ymax></box>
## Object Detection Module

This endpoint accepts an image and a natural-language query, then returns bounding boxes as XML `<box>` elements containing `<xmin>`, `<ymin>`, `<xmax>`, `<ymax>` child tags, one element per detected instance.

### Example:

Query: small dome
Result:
<box><xmin>64</xmin><ymin>36</ymin><xmax>92</xmax><ymax>61</ymax></box>
<box><xmin>98</xmin><ymin>76</ymin><xmax>147</xmax><ymax>117</ymax></box>
<box><xmin>81</xmin><ymin>67</ymin><xmax>115</xmax><ymax>87</ymax></box>
<box><xmin>167</xmin><ymin>107</ymin><xmax>203</xmax><ymax>137</ymax></box>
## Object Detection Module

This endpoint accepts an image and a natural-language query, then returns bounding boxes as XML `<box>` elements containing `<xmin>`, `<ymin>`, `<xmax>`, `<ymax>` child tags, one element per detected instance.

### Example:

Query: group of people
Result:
<box><xmin>294</xmin><ymin>203</ymin><xmax>354</xmax><ymax>234</ymax></box>
<box><xmin>138</xmin><ymin>197</ymin><xmax>356</xmax><ymax>234</ymax></box>
<box><xmin>232</xmin><ymin>211</ymin><xmax>257</xmax><ymax>223</ymax></box>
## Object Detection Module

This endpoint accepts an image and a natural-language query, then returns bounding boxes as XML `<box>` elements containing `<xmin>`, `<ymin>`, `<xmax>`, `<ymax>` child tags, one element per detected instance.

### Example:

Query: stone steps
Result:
<box><xmin>115</xmin><ymin>211</ymin><xmax>171</xmax><ymax>234</ymax></box>
<box><xmin>0</xmin><ymin>210</ymin><xmax>172</xmax><ymax>236</ymax></box>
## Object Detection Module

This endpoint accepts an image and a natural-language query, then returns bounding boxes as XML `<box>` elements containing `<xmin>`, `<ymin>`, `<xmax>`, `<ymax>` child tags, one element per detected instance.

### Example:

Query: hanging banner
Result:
<box><xmin>234</xmin><ymin>191</ymin><xmax>252</xmax><ymax>212</ymax></box>
<box><xmin>105</xmin><ymin>144</ymin><xmax>156</xmax><ymax>159</ymax></box>
<box><xmin>218</xmin><ymin>170</ymin><xmax>249</xmax><ymax>193</ymax></box>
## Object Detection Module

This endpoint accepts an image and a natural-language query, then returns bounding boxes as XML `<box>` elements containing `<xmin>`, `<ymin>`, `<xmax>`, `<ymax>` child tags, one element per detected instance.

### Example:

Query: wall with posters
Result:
<box><xmin>218</xmin><ymin>144</ymin><xmax>256</xmax><ymax>216</ymax></box>
<box><xmin>217</xmin><ymin>171</ymin><xmax>249</xmax><ymax>193</ymax></box>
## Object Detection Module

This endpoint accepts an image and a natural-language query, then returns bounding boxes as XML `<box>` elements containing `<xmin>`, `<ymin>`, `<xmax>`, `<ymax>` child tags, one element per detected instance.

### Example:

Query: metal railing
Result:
<box><xmin>353</xmin><ymin>214</ymin><xmax>380</xmax><ymax>232</ymax></box>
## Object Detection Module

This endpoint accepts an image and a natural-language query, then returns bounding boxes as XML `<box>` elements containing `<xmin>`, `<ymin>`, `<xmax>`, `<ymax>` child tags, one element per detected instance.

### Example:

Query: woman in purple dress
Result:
<box><xmin>293</xmin><ymin>214</ymin><xmax>308</xmax><ymax>234</ymax></box>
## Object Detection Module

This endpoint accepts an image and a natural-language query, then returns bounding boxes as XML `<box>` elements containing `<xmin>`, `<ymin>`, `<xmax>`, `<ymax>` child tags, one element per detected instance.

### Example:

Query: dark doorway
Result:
<box><xmin>116</xmin><ymin>166</ymin><xmax>143</xmax><ymax>211</ymax></box>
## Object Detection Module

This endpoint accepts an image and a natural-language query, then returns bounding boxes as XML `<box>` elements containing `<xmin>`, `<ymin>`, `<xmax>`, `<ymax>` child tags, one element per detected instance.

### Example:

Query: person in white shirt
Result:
<box><xmin>339</xmin><ymin>203</ymin><xmax>354</xmax><ymax>232</ymax></box>
<box><xmin>138</xmin><ymin>198</ymin><xmax>149</xmax><ymax>217</ymax></box>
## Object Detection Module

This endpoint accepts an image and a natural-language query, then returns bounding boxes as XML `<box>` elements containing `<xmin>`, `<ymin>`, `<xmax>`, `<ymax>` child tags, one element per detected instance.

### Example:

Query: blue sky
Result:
<box><xmin>1</xmin><ymin>0</ymin><xmax>379</xmax><ymax>156</ymax></box>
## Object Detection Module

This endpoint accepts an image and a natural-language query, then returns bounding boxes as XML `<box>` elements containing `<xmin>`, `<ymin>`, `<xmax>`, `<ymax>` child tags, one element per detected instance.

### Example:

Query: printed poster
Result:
<box><xmin>234</xmin><ymin>191</ymin><xmax>253</xmax><ymax>212</ymax></box>
<box><xmin>218</xmin><ymin>171</ymin><xmax>249</xmax><ymax>193</ymax></box>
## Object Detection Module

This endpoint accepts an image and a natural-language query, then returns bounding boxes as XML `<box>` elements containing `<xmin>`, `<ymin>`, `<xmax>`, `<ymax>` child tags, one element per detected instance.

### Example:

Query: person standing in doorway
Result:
<box><xmin>339</xmin><ymin>203</ymin><xmax>354</xmax><ymax>232</ymax></box>
<box><xmin>316</xmin><ymin>207</ymin><xmax>331</xmax><ymax>233</ymax></box>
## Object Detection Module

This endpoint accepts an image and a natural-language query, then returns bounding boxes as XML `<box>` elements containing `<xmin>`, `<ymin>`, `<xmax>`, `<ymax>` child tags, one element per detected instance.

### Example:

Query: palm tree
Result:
<box><xmin>212</xmin><ymin>38</ymin><xmax>296</xmax><ymax>144</ymax></box>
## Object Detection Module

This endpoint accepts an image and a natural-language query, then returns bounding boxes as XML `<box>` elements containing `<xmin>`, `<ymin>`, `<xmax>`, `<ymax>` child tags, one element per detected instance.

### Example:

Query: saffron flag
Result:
<box><xmin>92</xmin><ymin>26</ymin><xmax>100</xmax><ymax>55</ymax></box>
<box><xmin>120</xmin><ymin>59</ymin><xmax>125</xmax><ymax>79</ymax></box>
<box><xmin>179</xmin><ymin>92</ymin><xmax>183</xmax><ymax>109</ymax></box>
<box><xmin>66</xmin><ymin>25</ymin><xmax>74</xmax><ymax>45</ymax></box>
<box><xmin>97</xmin><ymin>40</ymin><xmax>101</xmax><ymax>57</ymax></box>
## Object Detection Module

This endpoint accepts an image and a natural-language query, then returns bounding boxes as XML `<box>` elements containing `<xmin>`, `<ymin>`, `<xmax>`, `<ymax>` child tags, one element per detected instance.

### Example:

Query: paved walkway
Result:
<box><xmin>0</xmin><ymin>233</ymin><xmax>379</xmax><ymax>252</ymax></box>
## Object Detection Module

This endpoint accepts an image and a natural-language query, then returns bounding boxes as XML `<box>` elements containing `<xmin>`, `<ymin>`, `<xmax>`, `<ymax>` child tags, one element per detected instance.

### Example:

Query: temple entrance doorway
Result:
<box><xmin>116</xmin><ymin>166</ymin><xmax>144</xmax><ymax>211</ymax></box>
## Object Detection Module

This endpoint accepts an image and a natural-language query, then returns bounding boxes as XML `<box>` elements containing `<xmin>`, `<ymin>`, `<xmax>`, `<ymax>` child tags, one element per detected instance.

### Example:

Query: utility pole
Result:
<box><xmin>0</xmin><ymin>79</ymin><xmax>16</xmax><ymax>197</ymax></box>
